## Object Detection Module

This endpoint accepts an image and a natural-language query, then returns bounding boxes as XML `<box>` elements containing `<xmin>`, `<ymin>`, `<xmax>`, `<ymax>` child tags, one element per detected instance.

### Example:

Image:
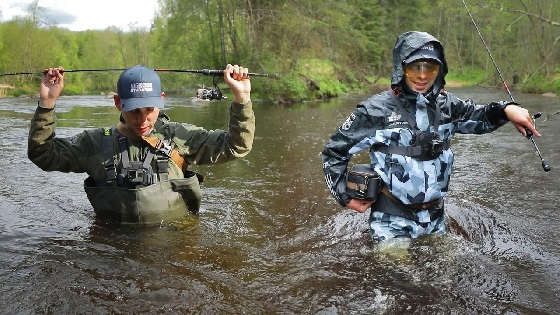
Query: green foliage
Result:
<box><xmin>10</xmin><ymin>88</ymin><xmax>32</xmax><ymax>97</ymax></box>
<box><xmin>297</xmin><ymin>59</ymin><xmax>348</xmax><ymax>97</ymax></box>
<box><xmin>446</xmin><ymin>67</ymin><xmax>489</xmax><ymax>86</ymax></box>
<box><xmin>521</xmin><ymin>72</ymin><xmax>560</xmax><ymax>94</ymax></box>
<box><xmin>252</xmin><ymin>58</ymin><xmax>351</xmax><ymax>103</ymax></box>
<box><xmin>0</xmin><ymin>0</ymin><xmax>559</xmax><ymax>103</ymax></box>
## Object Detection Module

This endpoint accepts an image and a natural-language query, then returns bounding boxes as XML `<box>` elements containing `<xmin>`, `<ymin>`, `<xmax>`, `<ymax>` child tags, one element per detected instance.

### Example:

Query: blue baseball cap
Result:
<box><xmin>404</xmin><ymin>42</ymin><xmax>442</xmax><ymax>65</ymax></box>
<box><xmin>117</xmin><ymin>65</ymin><xmax>164</xmax><ymax>112</ymax></box>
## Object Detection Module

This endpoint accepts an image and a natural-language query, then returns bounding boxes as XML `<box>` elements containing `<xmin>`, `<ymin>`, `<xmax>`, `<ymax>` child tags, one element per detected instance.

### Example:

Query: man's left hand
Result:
<box><xmin>504</xmin><ymin>104</ymin><xmax>541</xmax><ymax>137</ymax></box>
<box><xmin>39</xmin><ymin>67</ymin><xmax>65</xmax><ymax>108</ymax></box>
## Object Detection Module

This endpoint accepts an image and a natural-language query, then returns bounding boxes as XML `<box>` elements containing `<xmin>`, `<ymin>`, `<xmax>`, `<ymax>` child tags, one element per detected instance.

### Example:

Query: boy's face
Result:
<box><xmin>113</xmin><ymin>94</ymin><xmax>164</xmax><ymax>137</ymax></box>
<box><xmin>404</xmin><ymin>60</ymin><xmax>440</xmax><ymax>93</ymax></box>
<box><xmin>121</xmin><ymin>107</ymin><xmax>160</xmax><ymax>137</ymax></box>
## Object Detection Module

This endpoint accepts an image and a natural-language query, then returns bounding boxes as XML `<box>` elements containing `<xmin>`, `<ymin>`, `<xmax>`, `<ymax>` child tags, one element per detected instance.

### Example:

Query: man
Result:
<box><xmin>28</xmin><ymin>64</ymin><xmax>255</xmax><ymax>224</ymax></box>
<box><xmin>321</xmin><ymin>31</ymin><xmax>540</xmax><ymax>242</ymax></box>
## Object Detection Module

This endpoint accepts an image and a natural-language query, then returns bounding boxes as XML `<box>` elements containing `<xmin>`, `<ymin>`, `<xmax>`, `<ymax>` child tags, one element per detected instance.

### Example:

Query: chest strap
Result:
<box><xmin>374</xmin><ymin>99</ymin><xmax>449</xmax><ymax>160</ymax></box>
<box><xmin>141</xmin><ymin>135</ymin><xmax>188</xmax><ymax>172</ymax></box>
<box><xmin>374</xmin><ymin>139</ymin><xmax>450</xmax><ymax>158</ymax></box>
<box><xmin>119</xmin><ymin>136</ymin><xmax>154</xmax><ymax>170</ymax></box>
<box><xmin>101</xmin><ymin>128</ymin><xmax>171</xmax><ymax>185</ymax></box>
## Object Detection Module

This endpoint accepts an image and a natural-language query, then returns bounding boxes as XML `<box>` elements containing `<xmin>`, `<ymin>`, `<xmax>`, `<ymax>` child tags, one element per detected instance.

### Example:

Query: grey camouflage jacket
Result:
<box><xmin>322</xmin><ymin>31</ymin><xmax>510</xmax><ymax>207</ymax></box>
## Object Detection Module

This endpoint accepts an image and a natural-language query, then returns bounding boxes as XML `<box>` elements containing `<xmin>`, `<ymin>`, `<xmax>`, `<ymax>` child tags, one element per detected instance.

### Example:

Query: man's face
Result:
<box><xmin>404</xmin><ymin>60</ymin><xmax>440</xmax><ymax>93</ymax></box>
<box><xmin>121</xmin><ymin>107</ymin><xmax>160</xmax><ymax>137</ymax></box>
<box><xmin>114</xmin><ymin>93</ymin><xmax>164</xmax><ymax>138</ymax></box>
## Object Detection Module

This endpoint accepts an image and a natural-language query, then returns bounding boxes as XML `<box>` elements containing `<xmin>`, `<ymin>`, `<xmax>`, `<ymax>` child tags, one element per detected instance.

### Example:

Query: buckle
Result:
<box><xmin>157</xmin><ymin>140</ymin><xmax>172</xmax><ymax>157</ymax></box>
<box><xmin>122</xmin><ymin>168</ymin><xmax>153</xmax><ymax>187</ymax></box>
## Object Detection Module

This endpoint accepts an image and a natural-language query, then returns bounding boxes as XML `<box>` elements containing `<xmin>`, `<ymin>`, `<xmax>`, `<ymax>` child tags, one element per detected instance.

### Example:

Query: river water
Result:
<box><xmin>0</xmin><ymin>88</ymin><xmax>558</xmax><ymax>313</ymax></box>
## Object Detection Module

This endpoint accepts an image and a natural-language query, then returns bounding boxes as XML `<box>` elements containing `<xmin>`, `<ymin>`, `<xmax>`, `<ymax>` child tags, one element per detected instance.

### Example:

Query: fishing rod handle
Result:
<box><xmin>526</xmin><ymin>129</ymin><xmax>551</xmax><ymax>172</ymax></box>
<box><xmin>201</xmin><ymin>69</ymin><xmax>275</xmax><ymax>77</ymax></box>
<box><xmin>202</xmin><ymin>69</ymin><xmax>223</xmax><ymax>75</ymax></box>
<box><xmin>542</xmin><ymin>160</ymin><xmax>552</xmax><ymax>172</ymax></box>
<box><xmin>525</xmin><ymin>112</ymin><xmax>544</xmax><ymax>138</ymax></box>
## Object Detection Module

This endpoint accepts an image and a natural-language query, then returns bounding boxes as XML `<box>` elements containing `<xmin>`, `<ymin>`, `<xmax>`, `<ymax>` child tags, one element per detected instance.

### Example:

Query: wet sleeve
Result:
<box><xmin>172</xmin><ymin>101</ymin><xmax>255</xmax><ymax>165</ymax></box>
<box><xmin>451</xmin><ymin>96</ymin><xmax>511</xmax><ymax>134</ymax></box>
<box><xmin>28</xmin><ymin>106</ymin><xmax>97</xmax><ymax>173</ymax></box>
<box><xmin>321</xmin><ymin>105</ymin><xmax>379</xmax><ymax>206</ymax></box>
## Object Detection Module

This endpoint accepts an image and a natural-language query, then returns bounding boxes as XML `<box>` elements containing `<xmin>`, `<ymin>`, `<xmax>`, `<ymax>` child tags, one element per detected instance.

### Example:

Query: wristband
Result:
<box><xmin>37</xmin><ymin>100</ymin><xmax>55</xmax><ymax>109</ymax></box>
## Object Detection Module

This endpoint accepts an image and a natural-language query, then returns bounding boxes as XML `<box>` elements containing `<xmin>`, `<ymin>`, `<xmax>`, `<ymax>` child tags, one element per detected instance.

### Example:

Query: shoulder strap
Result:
<box><xmin>142</xmin><ymin>134</ymin><xmax>188</xmax><ymax>172</ymax></box>
<box><xmin>118</xmin><ymin>135</ymin><xmax>131</xmax><ymax>168</ymax></box>
<box><xmin>433</xmin><ymin>100</ymin><xmax>441</xmax><ymax>131</ymax></box>
<box><xmin>102</xmin><ymin>127</ymin><xmax>117</xmax><ymax>184</ymax></box>
<box><xmin>143</xmin><ymin>150</ymin><xmax>155</xmax><ymax>169</ymax></box>
<box><xmin>118</xmin><ymin>135</ymin><xmax>156</xmax><ymax>169</ymax></box>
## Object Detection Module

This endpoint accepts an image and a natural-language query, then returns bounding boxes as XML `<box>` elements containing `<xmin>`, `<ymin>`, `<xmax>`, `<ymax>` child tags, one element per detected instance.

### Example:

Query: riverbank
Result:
<box><xmin>446</xmin><ymin>67</ymin><xmax>560</xmax><ymax>98</ymax></box>
<box><xmin>0</xmin><ymin>84</ymin><xmax>14</xmax><ymax>98</ymax></box>
<box><xmin>1</xmin><ymin>67</ymin><xmax>558</xmax><ymax>101</ymax></box>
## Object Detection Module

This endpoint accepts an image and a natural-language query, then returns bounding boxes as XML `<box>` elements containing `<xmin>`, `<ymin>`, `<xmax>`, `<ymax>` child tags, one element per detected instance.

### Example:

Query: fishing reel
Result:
<box><xmin>196</xmin><ymin>74</ymin><xmax>225</xmax><ymax>100</ymax></box>
<box><xmin>197</xmin><ymin>85</ymin><xmax>223</xmax><ymax>100</ymax></box>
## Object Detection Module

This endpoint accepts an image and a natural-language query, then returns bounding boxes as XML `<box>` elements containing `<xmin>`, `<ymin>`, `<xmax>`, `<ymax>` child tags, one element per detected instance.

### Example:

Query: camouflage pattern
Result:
<box><xmin>28</xmin><ymin>101</ymin><xmax>255</xmax><ymax>222</ymax></box>
<box><xmin>321</xmin><ymin>31</ymin><xmax>510</xmax><ymax>240</ymax></box>
<box><xmin>29</xmin><ymin>102</ymin><xmax>255</xmax><ymax>181</ymax></box>
<box><xmin>321</xmin><ymin>88</ymin><xmax>509</xmax><ymax>207</ymax></box>
<box><xmin>369</xmin><ymin>210</ymin><xmax>446</xmax><ymax>242</ymax></box>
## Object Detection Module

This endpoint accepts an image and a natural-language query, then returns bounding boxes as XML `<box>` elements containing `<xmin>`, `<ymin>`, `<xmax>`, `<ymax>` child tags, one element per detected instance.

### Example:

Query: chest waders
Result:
<box><xmin>371</xmin><ymin>100</ymin><xmax>448</xmax><ymax>220</ymax></box>
<box><xmin>84</xmin><ymin>127</ymin><xmax>202</xmax><ymax>224</ymax></box>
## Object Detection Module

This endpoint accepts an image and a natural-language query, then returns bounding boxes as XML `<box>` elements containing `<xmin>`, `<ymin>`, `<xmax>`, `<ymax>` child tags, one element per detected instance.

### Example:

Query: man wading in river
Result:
<box><xmin>322</xmin><ymin>31</ymin><xmax>540</xmax><ymax>242</ymax></box>
<box><xmin>28</xmin><ymin>64</ymin><xmax>255</xmax><ymax>224</ymax></box>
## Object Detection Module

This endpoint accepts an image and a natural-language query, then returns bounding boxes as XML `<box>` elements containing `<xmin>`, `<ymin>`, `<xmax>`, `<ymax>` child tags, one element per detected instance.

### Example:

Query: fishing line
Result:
<box><xmin>461</xmin><ymin>0</ymin><xmax>551</xmax><ymax>172</ymax></box>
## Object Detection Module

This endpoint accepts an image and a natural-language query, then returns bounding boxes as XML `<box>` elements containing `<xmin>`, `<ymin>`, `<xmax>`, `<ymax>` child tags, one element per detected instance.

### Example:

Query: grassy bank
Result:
<box><xmin>446</xmin><ymin>66</ymin><xmax>560</xmax><ymax>96</ymax></box>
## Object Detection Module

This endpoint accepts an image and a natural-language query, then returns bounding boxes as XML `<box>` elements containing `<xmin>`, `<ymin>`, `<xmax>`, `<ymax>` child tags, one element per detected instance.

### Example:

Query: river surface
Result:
<box><xmin>0</xmin><ymin>87</ymin><xmax>558</xmax><ymax>313</ymax></box>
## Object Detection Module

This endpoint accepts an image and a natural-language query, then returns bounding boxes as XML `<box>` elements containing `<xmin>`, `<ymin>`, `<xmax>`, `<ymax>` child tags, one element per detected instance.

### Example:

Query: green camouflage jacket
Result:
<box><xmin>28</xmin><ymin>102</ymin><xmax>255</xmax><ymax>183</ymax></box>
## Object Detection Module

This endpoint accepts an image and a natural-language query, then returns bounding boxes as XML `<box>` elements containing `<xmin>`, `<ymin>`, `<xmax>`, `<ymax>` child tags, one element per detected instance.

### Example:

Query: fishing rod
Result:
<box><xmin>0</xmin><ymin>68</ymin><xmax>277</xmax><ymax>78</ymax></box>
<box><xmin>461</xmin><ymin>0</ymin><xmax>551</xmax><ymax>172</ymax></box>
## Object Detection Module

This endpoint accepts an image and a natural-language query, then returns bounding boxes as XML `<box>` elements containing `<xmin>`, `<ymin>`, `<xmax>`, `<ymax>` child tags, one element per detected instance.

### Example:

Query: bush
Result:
<box><xmin>446</xmin><ymin>67</ymin><xmax>488</xmax><ymax>86</ymax></box>
<box><xmin>252</xmin><ymin>57</ymin><xmax>353</xmax><ymax>103</ymax></box>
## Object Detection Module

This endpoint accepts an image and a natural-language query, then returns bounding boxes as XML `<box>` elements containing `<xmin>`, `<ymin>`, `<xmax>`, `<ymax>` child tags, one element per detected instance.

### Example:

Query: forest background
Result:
<box><xmin>1</xmin><ymin>0</ymin><xmax>559</xmax><ymax>102</ymax></box>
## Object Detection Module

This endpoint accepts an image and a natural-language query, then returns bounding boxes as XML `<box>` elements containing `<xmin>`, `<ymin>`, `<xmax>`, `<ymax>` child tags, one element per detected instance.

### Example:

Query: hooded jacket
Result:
<box><xmin>321</xmin><ymin>31</ymin><xmax>510</xmax><ymax>212</ymax></box>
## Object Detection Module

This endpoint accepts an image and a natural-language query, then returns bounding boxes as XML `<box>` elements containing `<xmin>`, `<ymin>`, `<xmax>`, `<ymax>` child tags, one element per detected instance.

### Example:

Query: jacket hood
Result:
<box><xmin>391</xmin><ymin>31</ymin><xmax>448</xmax><ymax>97</ymax></box>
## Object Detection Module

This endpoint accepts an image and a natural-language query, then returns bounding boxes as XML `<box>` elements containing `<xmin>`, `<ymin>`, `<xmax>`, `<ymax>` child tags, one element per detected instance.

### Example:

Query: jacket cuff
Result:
<box><xmin>485</xmin><ymin>101</ymin><xmax>517</xmax><ymax>126</ymax></box>
<box><xmin>337</xmin><ymin>179</ymin><xmax>350</xmax><ymax>206</ymax></box>
<box><xmin>37</xmin><ymin>100</ymin><xmax>56</xmax><ymax>109</ymax></box>
<box><xmin>340</xmin><ymin>193</ymin><xmax>351</xmax><ymax>207</ymax></box>
<box><xmin>232</xmin><ymin>99</ymin><xmax>252</xmax><ymax>107</ymax></box>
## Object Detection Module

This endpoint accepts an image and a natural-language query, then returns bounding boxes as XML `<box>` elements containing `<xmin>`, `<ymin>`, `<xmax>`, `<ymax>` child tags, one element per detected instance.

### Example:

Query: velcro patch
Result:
<box><xmin>130</xmin><ymin>82</ymin><xmax>153</xmax><ymax>93</ymax></box>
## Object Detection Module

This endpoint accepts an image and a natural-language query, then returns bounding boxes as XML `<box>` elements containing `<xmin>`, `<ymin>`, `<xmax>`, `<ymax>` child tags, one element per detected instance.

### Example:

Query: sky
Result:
<box><xmin>0</xmin><ymin>0</ymin><xmax>159</xmax><ymax>32</ymax></box>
